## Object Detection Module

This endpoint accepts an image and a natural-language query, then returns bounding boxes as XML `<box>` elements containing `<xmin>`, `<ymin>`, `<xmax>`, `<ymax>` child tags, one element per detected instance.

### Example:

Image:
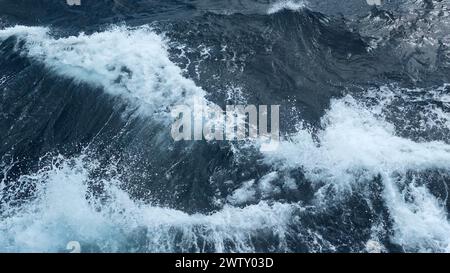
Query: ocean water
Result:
<box><xmin>0</xmin><ymin>0</ymin><xmax>449</xmax><ymax>253</ymax></box>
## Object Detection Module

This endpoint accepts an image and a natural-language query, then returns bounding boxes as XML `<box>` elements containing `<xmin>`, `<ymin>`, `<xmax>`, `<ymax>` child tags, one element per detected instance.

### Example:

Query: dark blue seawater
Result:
<box><xmin>0</xmin><ymin>0</ymin><xmax>449</xmax><ymax>253</ymax></box>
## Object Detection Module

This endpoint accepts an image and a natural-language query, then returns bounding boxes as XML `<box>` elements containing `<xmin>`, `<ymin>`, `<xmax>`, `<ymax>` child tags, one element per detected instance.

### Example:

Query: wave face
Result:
<box><xmin>1</xmin><ymin>0</ymin><xmax>450</xmax><ymax>253</ymax></box>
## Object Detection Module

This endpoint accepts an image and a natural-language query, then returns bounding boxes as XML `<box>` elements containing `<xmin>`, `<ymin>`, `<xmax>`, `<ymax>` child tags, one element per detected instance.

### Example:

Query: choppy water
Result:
<box><xmin>0</xmin><ymin>0</ymin><xmax>449</xmax><ymax>253</ymax></box>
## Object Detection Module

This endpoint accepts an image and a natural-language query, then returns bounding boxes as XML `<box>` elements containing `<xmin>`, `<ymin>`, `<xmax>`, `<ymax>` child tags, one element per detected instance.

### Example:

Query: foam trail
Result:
<box><xmin>263</xmin><ymin>94</ymin><xmax>450</xmax><ymax>252</ymax></box>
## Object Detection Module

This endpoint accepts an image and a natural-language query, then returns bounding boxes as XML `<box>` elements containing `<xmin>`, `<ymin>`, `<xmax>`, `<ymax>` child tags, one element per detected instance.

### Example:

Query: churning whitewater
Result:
<box><xmin>0</xmin><ymin>0</ymin><xmax>450</xmax><ymax>253</ymax></box>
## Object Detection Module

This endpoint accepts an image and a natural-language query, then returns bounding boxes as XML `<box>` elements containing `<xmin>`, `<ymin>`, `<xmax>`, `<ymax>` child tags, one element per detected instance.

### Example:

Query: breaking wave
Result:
<box><xmin>1</xmin><ymin>0</ymin><xmax>449</xmax><ymax>253</ymax></box>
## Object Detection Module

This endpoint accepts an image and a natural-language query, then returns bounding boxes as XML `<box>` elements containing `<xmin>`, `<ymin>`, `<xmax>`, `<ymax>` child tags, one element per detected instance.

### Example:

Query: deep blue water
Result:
<box><xmin>0</xmin><ymin>0</ymin><xmax>449</xmax><ymax>253</ymax></box>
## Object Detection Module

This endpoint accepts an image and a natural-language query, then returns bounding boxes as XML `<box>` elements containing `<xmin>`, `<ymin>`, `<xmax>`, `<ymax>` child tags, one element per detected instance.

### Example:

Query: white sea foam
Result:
<box><xmin>1</xmin><ymin>24</ymin><xmax>450</xmax><ymax>252</ymax></box>
<box><xmin>267</xmin><ymin>0</ymin><xmax>307</xmax><ymax>14</ymax></box>
<box><xmin>263</xmin><ymin>93</ymin><xmax>450</xmax><ymax>252</ymax></box>
<box><xmin>0</xmin><ymin>155</ymin><xmax>299</xmax><ymax>253</ymax></box>
<box><xmin>227</xmin><ymin>180</ymin><xmax>257</xmax><ymax>205</ymax></box>
<box><xmin>361</xmin><ymin>84</ymin><xmax>450</xmax><ymax>137</ymax></box>
<box><xmin>0</xmin><ymin>25</ymin><xmax>298</xmax><ymax>253</ymax></box>
<box><xmin>0</xmin><ymin>25</ymin><xmax>207</xmax><ymax>117</ymax></box>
